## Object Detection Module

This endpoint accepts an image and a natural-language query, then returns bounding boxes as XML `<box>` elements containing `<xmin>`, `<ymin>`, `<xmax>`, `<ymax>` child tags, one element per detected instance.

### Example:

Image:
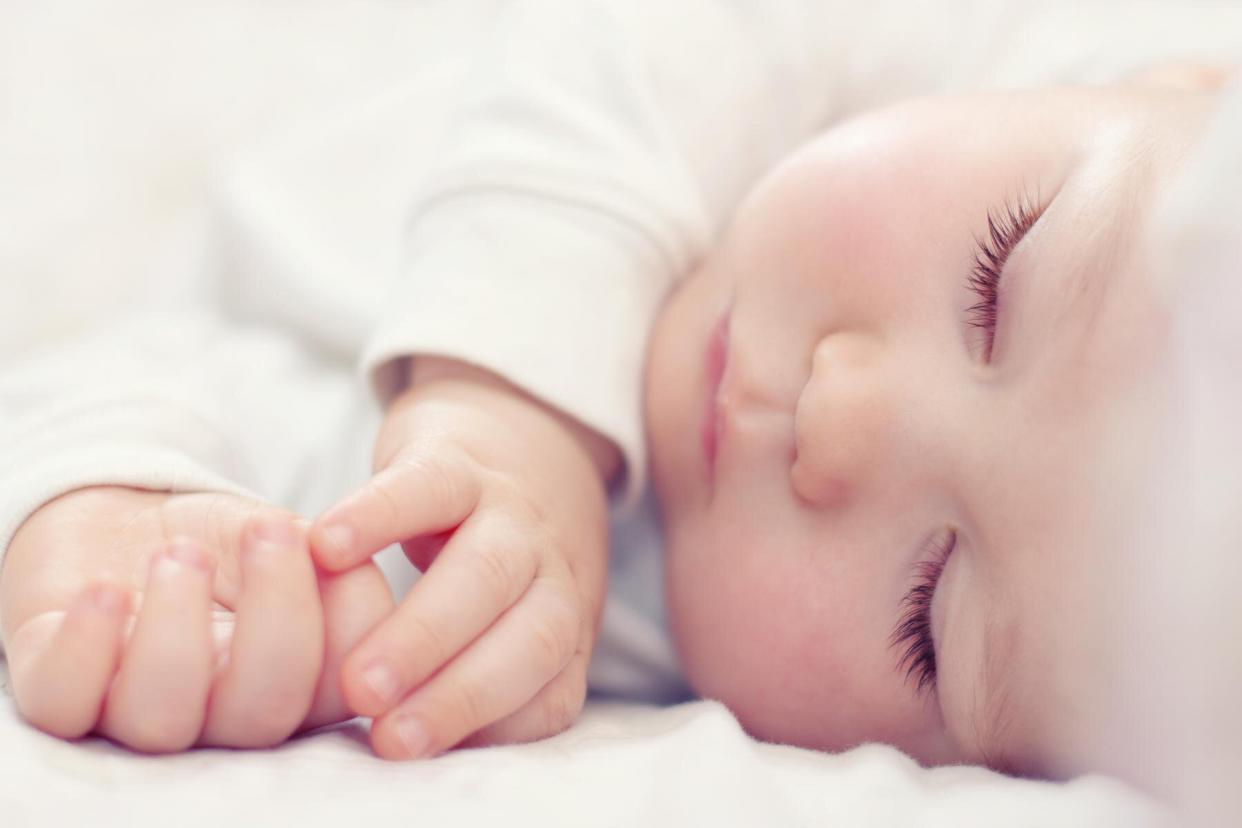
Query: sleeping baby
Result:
<box><xmin>647</xmin><ymin>66</ymin><xmax>1237</xmax><ymax>788</ymax></box>
<box><xmin>0</xmin><ymin>0</ymin><xmax>1237</xmax><ymax>806</ymax></box>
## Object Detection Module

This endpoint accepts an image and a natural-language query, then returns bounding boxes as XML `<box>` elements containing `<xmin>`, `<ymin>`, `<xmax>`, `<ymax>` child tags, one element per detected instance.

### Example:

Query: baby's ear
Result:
<box><xmin>1125</xmin><ymin>60</ymin><xmax>1235</xmax><ymax>92</ymax></box>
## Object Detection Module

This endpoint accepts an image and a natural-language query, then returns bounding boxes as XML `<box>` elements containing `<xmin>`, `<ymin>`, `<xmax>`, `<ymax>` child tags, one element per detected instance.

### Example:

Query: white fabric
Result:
<box><xmin>2</xmin><ymin>1</ymin><xmax>1241</xmax><ymax>824</ymax></box>
<box><xmin>0</xmin><ymin>659</ymin><xmax>1167</xmax><ymax>827</ymax></box>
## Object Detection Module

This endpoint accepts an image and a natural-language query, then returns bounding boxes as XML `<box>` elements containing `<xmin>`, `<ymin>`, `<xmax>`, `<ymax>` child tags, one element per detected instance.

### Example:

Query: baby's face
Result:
<box><xmin>645</xmin><ymin>80</ymin><xmax>1219</xmax><ymax>779</ymax></box>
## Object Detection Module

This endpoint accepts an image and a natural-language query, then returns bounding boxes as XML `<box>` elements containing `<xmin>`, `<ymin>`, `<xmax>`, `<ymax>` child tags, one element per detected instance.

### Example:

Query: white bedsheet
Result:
<box><xmin>0</xmin><ymin>660</ymin><xmax>1163</xmax><ymax>827</ymax></box>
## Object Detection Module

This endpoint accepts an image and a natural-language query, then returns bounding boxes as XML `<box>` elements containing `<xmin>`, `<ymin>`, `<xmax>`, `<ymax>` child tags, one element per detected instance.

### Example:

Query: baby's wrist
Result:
<box><xmin>399</xmin><ymin>356</ymin><xmax>621</xmax><ymax>486</ymax></box>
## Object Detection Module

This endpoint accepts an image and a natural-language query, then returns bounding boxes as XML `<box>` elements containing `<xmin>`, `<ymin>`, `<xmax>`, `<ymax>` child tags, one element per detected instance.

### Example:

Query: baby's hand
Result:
<box><xmin>310</xmin><ymin>358</ymin><xmax>616</xmax><ymax>760</ymax></box>
<box><xmin>0</xmin><ymin>486</ymin><xmax>394</xmax><ymax>752</ymax></box>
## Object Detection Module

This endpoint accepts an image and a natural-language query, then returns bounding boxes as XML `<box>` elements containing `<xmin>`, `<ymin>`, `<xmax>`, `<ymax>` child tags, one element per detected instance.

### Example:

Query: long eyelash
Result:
<box><xmin>966</xmin><ymin>191</ymin><xmax>1043</xmax><ymax>362</ymax></box>
<box><xmin>891</xmin><ymin>531</ymin><xmax>957</xmax><ymax>696</ymax></box>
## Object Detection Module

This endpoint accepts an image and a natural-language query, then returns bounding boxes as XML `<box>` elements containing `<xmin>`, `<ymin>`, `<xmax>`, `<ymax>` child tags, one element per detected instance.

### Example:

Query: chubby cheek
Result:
<box><xmin>664</xmin><ymin>518</ymin><xmax>858</xmax><ymax>750</ymax></box>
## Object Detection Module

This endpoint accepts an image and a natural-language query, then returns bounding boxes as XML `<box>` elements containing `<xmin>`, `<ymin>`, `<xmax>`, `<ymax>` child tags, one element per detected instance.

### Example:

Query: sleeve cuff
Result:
<box><xmin>361</xmin><ymin>192</ymin><xmax>673</xmax><ymax>512</ymax></box>
<box><xmin>0</xmin><ymin>395</ymin><xmax>261</xmax><ymax>564</ymax></box>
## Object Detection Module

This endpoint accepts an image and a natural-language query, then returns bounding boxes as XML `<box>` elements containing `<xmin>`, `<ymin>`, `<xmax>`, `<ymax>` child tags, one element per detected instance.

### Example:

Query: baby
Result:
<box><xmin>0</xmin><ymin>0</ymin><xmax>1237</xmax><ymax>800</ymax></box>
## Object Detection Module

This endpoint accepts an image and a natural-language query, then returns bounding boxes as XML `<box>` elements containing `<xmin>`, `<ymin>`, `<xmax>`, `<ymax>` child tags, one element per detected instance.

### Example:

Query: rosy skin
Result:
<box><xmin>0</xmin><ymin>487</ymin><xmax>392</xmax><ymax>751</ymax></box>
<box><xmin>308</xmin><ymin>356</ymin><xmax>618</xmax><ymax>759</ymax></box>
<box><xmin>645</xmin><ymin>79</ymin><xmax>1223</xmax><ymax>785</ymax></box>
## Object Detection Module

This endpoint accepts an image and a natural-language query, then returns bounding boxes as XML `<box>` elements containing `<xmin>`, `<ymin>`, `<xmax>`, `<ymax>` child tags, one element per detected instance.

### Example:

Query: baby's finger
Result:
<box><xmin>98</xmin><ymin>539</ymin><xmax>215</xmax><ymax>753</ymax></box>
<box><xmin>340</xmin><ymin>510</ymin><xmax>537</xmax><ymax>718</ymax></box>
<box><xmin>199</xmin><ymin>517</ymin><xmax>323</xmax><ymax>747</ymax></box>
<box><xmin>8</xmin><ymin>583</ymin><xmax>130</xmax><ymax>739</ymax></box>
<box><xmin>310</xmin><ymin>451</ymin><xmax>480</xmax><ymax>571</ymax></box>
<box><xmin>369</xmin><ymin>574</ymin><xmax>581</xmax><ymax>760</ymax></box>
<box><xmin>457</xmin><ymin>651</ymin><xmax>588</xmax><ymax>749</ymax></box>
<box><xmin>301</xmin><ymin>561</ymin><xmax>395</xmax><ymax>730</ymax></box>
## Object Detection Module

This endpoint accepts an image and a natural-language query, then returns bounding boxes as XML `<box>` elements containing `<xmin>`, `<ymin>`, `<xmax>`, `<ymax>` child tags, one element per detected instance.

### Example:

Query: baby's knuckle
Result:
<box><xmin>402</xmin><ymin>612</ymin><xmax>451</xmax><ymax>669</ymax></box>
<box><xmin>548</xmin><ymin>579</ymin><xmax>584</xmax><ymax>625</ymax></box>
<box><xmin>541</xmin><ymin>684</ymin><xmax>584</xmax><ymax>736</ymax></box>
<box><xmin>367</xmin><ymin>474</ymin><xmax>407</xmax><ymax>526</ymax></box>
<box><xmin>401</xmin><ymin>452</ymin><xmax>468</xmax><ymax>515</ymax></box>
<box><xmin>445</xmin><ymin>677</ymin><xmax>489</xmax><ymax>733</ymax></box>
<box><xmin>529</xmin><ymin>600</ymin><xmax>577</xmax><ymax>674</ymax></box>
<box><xmin>466</xmin><ymin>543</ymin><xmax>525</xmax><ymax>603</ymax></box>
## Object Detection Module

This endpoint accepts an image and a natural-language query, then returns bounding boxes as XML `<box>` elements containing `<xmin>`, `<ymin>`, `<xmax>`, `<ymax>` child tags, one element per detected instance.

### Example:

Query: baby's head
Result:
<box><xmin>644</xmin><ymin>69</ymin><xmax>1228</xmax><ymax>784</ymax></box>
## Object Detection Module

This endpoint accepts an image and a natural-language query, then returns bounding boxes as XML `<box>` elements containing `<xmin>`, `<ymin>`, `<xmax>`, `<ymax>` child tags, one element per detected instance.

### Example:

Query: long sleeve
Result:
<box><xmin>358</xmin><ymin>0</ymin><xmax>1242</xmax><ymax>508</ymax></box>
<box><xmin>0</xmin><ymin>312</ymin><xmax>365</xmax><ymax>585</ymax></box>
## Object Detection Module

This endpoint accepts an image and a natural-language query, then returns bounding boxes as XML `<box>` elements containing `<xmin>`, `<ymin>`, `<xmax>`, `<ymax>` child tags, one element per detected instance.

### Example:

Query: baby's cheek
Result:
<box><xmin>666</xmin><ymin>523</ymin><xmax>781</xmax><ymax>695</ymax></box>
<box><xmin>664</xmin><ymin>521</ymin><xmax>839</xmax><ymax>746</ymax></box>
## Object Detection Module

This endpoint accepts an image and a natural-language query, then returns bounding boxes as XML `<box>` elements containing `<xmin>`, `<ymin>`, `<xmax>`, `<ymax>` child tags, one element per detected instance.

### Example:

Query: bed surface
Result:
<box><xmin>0</xmin><ymin>660</ymin><xmax>1163</xmax><ymax>827</ymax></box>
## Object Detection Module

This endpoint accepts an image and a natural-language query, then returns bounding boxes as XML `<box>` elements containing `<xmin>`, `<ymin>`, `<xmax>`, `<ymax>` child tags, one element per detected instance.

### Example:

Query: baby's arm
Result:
<box><xmin>0</xmin><ymin>314</ymin><xmax>393</xmax><ymax>749</ymax></box>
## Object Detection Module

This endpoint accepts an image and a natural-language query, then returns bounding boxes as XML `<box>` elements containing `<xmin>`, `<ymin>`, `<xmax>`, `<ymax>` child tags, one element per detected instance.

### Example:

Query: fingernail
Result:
<box><xmin>319</xmin><ymin>523</ymin><xmax>354</xmax><ymax>560</ymax></box>
<box><xmin>362</xmin><ymin>662</ymin><xmax>400</xmax><ymax>705</ymax></box>
<box><xmin>90</xmin><ymin>583</ymin><xmax>126</xmax><ymax>615</ymax></box>
<box><xmin>166</xmin><ymin>538</ymin><xmax>210</xmax><ymax>571</ymax></box>
<box><xmin>395</xmin><ymin>716</ymin><xmax>431</xmax><ymax>759</ymax></box>
<box><xmin>254</xmin><ymin>516</ymin><xmax>298</xmax><ymax>545</ymax></box>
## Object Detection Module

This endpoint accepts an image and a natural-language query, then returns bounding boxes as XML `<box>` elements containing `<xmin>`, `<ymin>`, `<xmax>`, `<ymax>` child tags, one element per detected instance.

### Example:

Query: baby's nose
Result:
<box><xmin>790</xmin><ymin>331</ymin><xmax>896</xmax><ymax>508</ymax></box>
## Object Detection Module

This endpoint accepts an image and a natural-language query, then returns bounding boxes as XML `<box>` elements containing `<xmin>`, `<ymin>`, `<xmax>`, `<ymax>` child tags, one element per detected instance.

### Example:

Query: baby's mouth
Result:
<box><xmin>701</xmin><ymin>308</ymin><xmax>731</xmax><ymax>484</ymax></box>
